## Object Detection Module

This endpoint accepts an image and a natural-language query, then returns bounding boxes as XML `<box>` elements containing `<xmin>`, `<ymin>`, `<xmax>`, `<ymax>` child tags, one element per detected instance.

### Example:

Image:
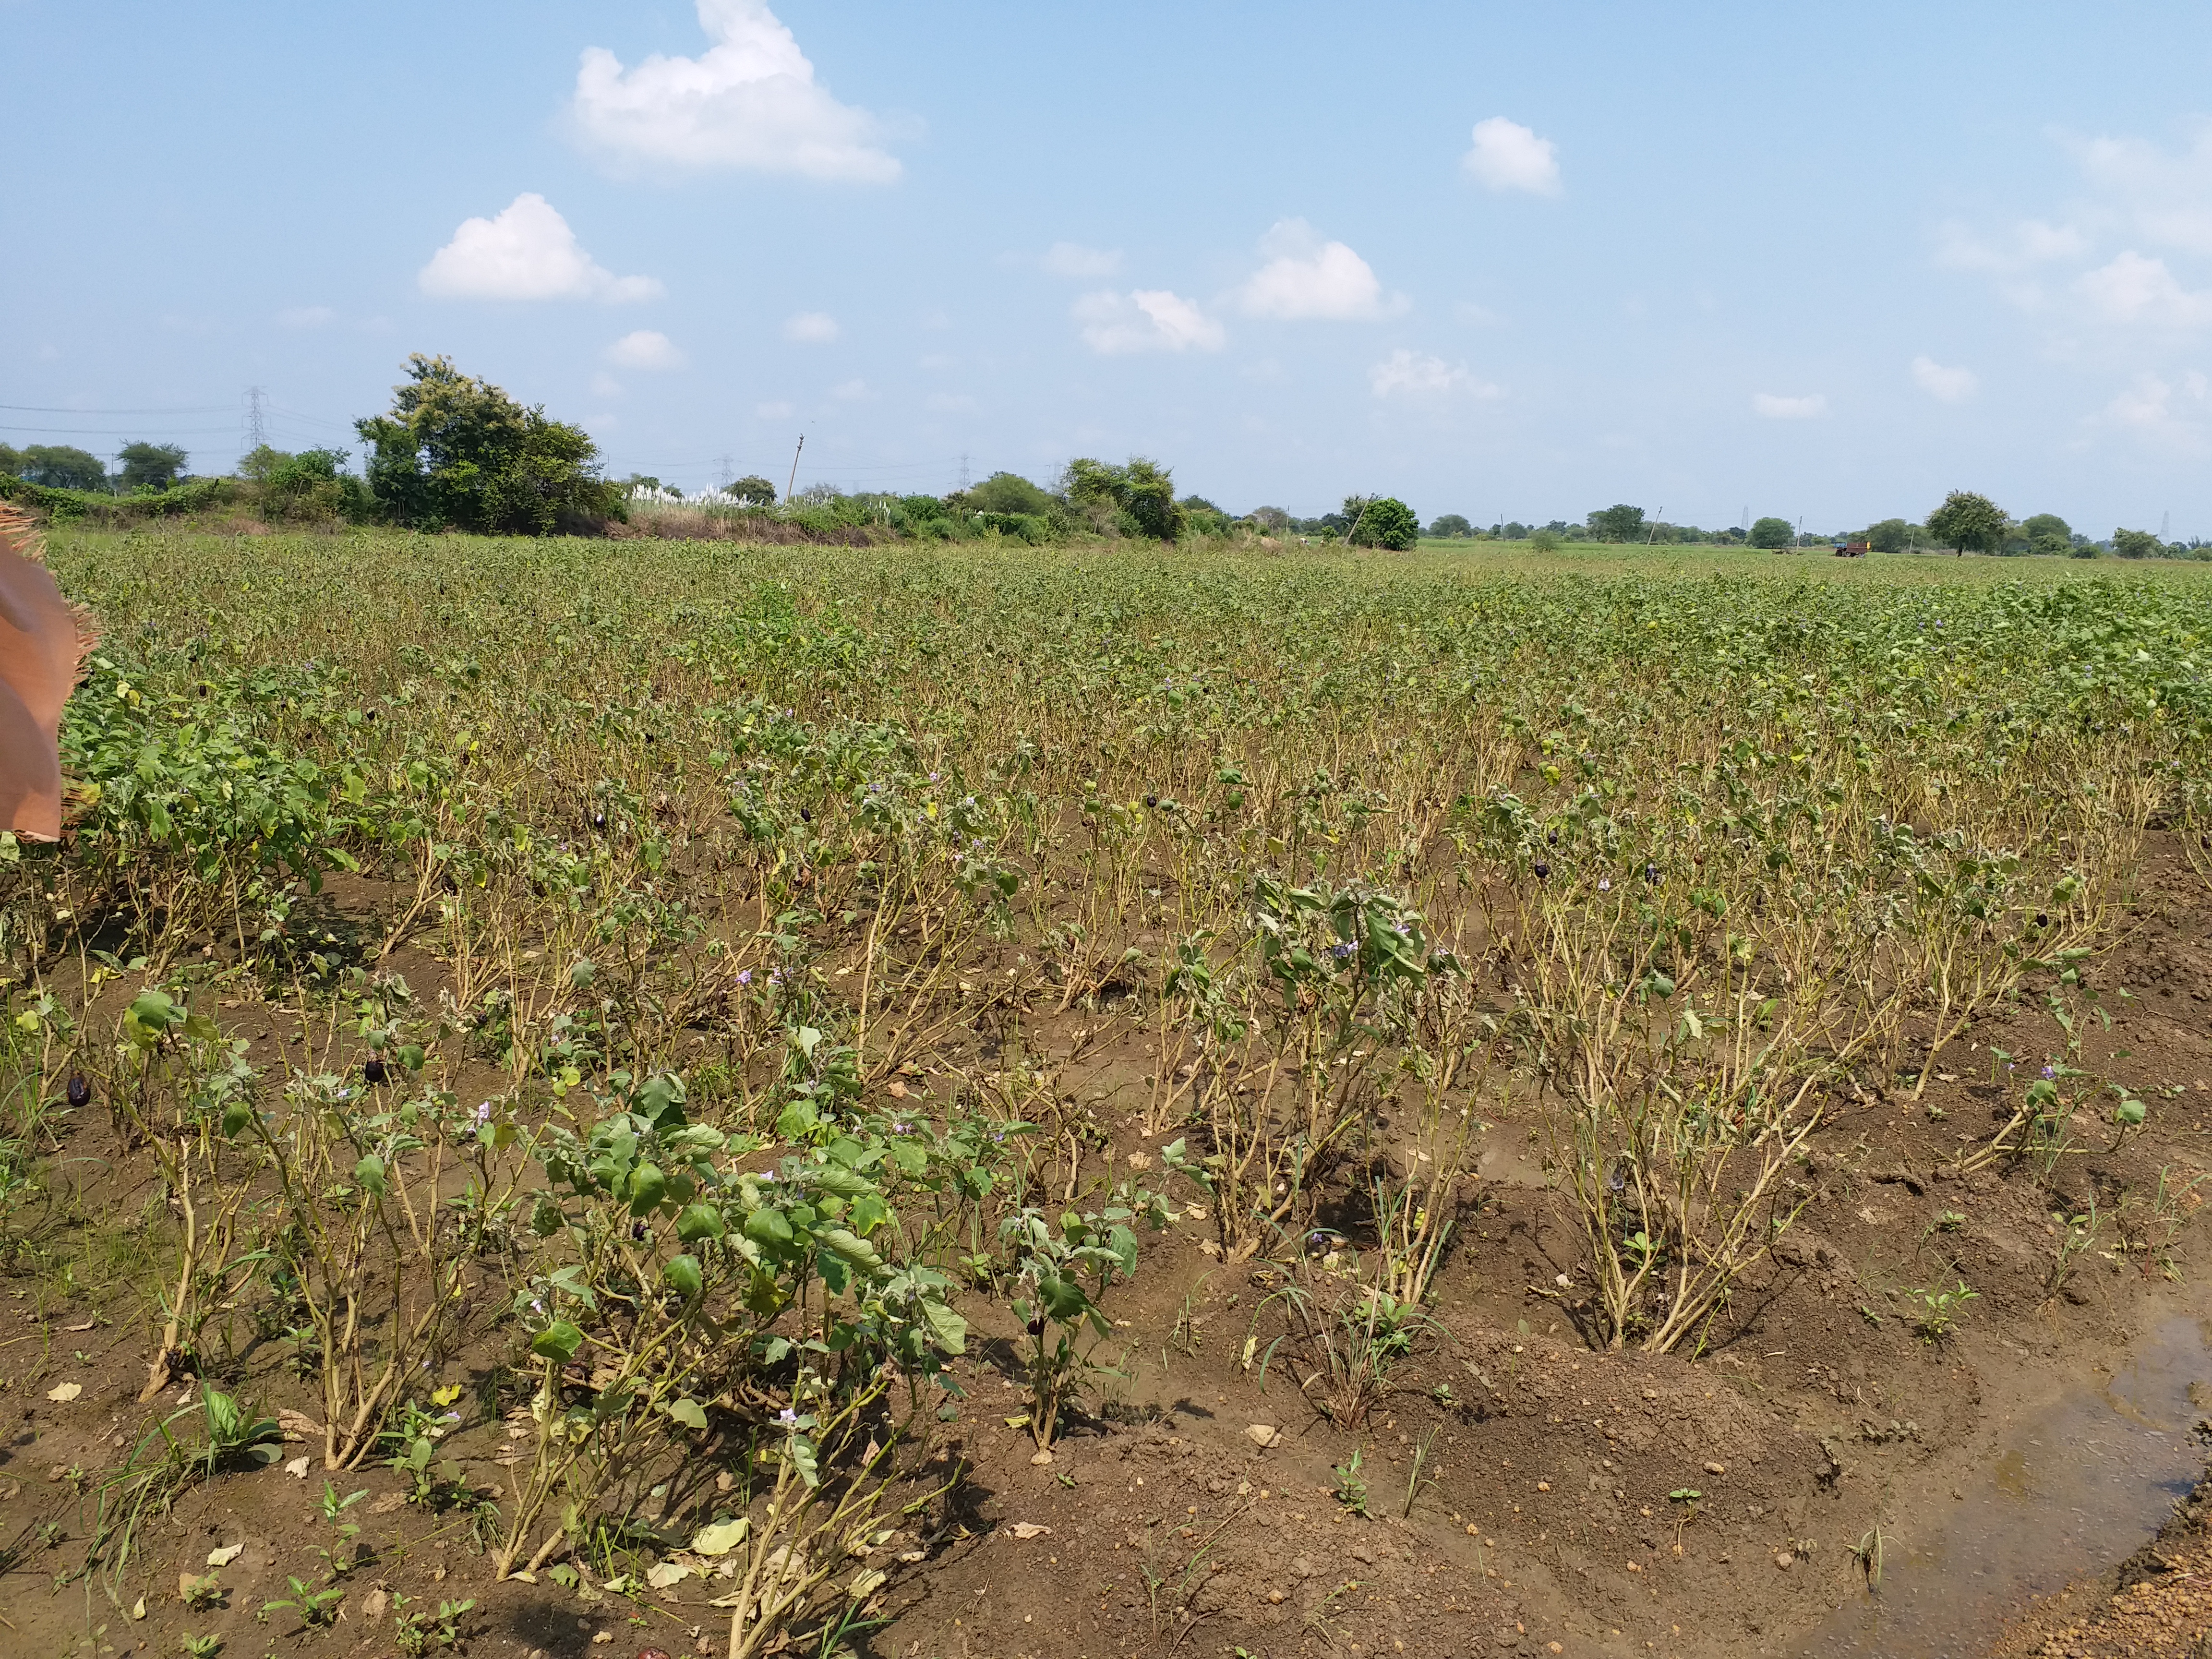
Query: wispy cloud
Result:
<box><xmin>1370</xmin><ymin>349</ymin><xmax>1501</xmax><ymax>399</ymax></box>
<box><xmin>1910</xmin><ymin>355</ymin><xmax>1977</xmax><ymax>402</ymax></box>
<box><xmin>604</xmin><ymin>329</ymin><xmax>685</xmax><ymax>370</ymax></box>
<box><xmin>1041</xmin><ymin>242</ymin><xmax>1121</xmax><ymax>278</ymax></box>
<box><xmin>2079</xmin><ymin>251</ymin><xmax>2212</xmax><ymax>328</ymax></box>
<box><xmin>1072</xmin><ymin>289</ymin><xmax>1225</xmax><ymax>354</ymax></box>
<box><xmin>782</xmin><ymin>311</ymin><xmax>840</xmax><ymax>343</ymax></box>
<box><xmin>1752</xmin><ymin>392</ymin><xmax>1826</xmax><ymax>420</ymax></box>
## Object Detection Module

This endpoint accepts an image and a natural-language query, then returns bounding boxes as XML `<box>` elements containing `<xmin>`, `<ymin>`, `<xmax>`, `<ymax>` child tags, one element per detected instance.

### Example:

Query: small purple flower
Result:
<box><xmin>737</xmin><ymin>969</ymin><xmax>753</xmax><ymax>986</ymax></box>
<box><xmin>1598</xmin><ymin>878</ymin><xmax>1611</xmax><ymax>892</ymax></box>
<box><xmin>776</xmin><ymin>1406</ymin><xmax>799</xmax><ymax>1427</ymax></box>
<box><xmin>474</xmin><ymin>1100</ymin><xmax>493</xmax><ymax>1126</ymax></box>
<box><xmin>2041</xmin><ymin>1063</ymin><xmax>2058</xmax><ymax>1080</ymax></box>
<box><xmin>1330</xmin><ymin>942</ymin><xmax>1355</xmax><ymax>960</ymax></box>
<box><xmin>929</xmin><ymin>771</ymin><xmax>941</xmax><ymax>782</ymax></box>
<box><xmin>768</xmin><ymin>969</ymin><xmax>782</xmax><ymax>986</ymax></box>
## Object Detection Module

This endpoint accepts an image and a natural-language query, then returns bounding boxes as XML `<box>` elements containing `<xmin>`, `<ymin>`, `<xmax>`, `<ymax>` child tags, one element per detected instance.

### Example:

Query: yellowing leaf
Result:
<box><xmin>45</xmin><ymin>1382</ymin><xmax>82</xmax><ymax>1403</ymax></box>
<box><xmin>691</xmin><ymin>1518</ymin><xmax>749</xmax><ymax>1557</ymax></box>
<box><xmin>207</xmin><ymin>1543</ymin><xmax>245</xmax><ymax>1567</ymax></box>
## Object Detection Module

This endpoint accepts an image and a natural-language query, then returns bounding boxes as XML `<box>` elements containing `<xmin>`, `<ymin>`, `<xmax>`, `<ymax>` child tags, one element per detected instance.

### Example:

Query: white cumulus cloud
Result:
<box><xmin>1462</xmin><ymin>117</ymin><xmax>1561</xmax><ymax>195</ymax></box>
<box><xmin>1370</xmin><ymin>349</ymin><xmax>1502</xmax><ymax>399</ymax></box>
<box><xmin>2079</xmin><ymin>251</ymin><xmax>2212</xmax><ymax>328</ymax></box>
<box><xmin>782</xmin><ymin>312</ymin><xmax>840</xmax><ymax>343</ymax></box>
<box><xmin>1752</xmin><ymin>392</ymin><xmax>1827</xmax><ymax>420</ymax></box>
<box><xmin>571</xmin><ymin>0</ymin><xmax>900</xmax><ymax>181</ymax></box>
<box><xmin>419</xmin><ymin>194</ymin><xmax>662</xmax><ymax>302</ymax></box>
<box><xmin>605</xmin><ymin>329</ymin><xmax>685</xmax><ymax>370</ymax></box>
<box><xmin>1072</xmin><ymin>289</ymin><xmax>1225</xmax><ymax>354</ymax></box>
<box><xmin>1233</xmin><ymin>220</ymin><xmax>1399</xmax><ymax>320</ymax></box>
<box><xmin>1041</xmin><ymin>242</ymin><xmax>1121</xmax><ymax>278</ymax></box>
<box><xmin>1911</xmin><ymin>356</ymin><xmax>1978</xmax><ymax>402</ymax></box>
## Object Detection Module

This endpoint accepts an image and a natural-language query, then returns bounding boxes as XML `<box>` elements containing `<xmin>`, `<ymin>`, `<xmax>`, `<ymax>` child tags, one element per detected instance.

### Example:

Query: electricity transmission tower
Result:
<box><xmin>243</xmin><ymin>386</ymin><xmax>268</xmax><ymax>453</ymax></box>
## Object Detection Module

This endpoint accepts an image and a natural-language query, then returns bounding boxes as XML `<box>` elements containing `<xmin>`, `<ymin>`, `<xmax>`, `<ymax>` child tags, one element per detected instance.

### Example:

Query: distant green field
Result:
<box><xmin>1410</xmin><ymin>536</ymin><xmax>2212</xmax><ymax>585</ymax></box>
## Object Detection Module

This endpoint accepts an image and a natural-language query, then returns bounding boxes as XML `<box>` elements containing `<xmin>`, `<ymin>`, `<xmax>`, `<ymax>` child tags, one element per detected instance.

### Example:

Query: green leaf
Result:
<box><xmin>675</xmin><ymin>1202</ymin><xmax>726</xmax><ymax>1242</ymax></box>
<box><xmin>818</xmin><ymin>1227</ymin><xmax>882</xmax><ymax>1270</ymax></box>
<box><xmin>353</xmin><ymin>1155</ymin><xmax>387</xmax><ymax>1197</ymax></box>
<box><xmin>745</xmin><ymin>1206</ymin><xmax>795</xmax><ymax>1247</ymax></box>
<box><xmin>918</xmin><ymin>1298</ymin><xmax>967</xmax><ymax>1355</ymax></box>
<box><xmin>662</xmin><ymin>1254</ymin><xmax>704</xmax><ymax>1299</ymax></box>
<box><xmin>530</xmin><ymin>1320</ymin><xmax>583</xmax><ymax>1363</ymax></box>
<box><xmin>626</xmin><ymin>1161</ymin><xmax>668</xmax><ymax>1216</ymax></box>
<box><xmin>667</xmin><ymin>1397</ymin><xmax>708</xmax><ymax>1431</ymax></box>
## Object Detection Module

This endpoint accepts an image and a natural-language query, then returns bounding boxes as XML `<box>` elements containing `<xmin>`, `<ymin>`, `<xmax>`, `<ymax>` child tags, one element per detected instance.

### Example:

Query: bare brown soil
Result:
<box><xmin>7</xmin><ymin>839</ymin><xmax>2212</xmax><ymax>1659</ymax></box>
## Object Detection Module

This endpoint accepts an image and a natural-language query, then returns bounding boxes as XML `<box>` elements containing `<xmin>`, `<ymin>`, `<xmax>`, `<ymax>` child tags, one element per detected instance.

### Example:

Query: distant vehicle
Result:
<box><xmin>1833</xmin><ymin>541</ymin><xmax>1869</xmax><ymax>557</ymax></box>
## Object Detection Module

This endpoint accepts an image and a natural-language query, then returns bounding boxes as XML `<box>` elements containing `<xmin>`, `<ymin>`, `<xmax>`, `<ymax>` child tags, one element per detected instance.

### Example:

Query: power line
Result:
<box><xmin>0</xmin><ymin>422</ymin><xmax>244</xmax><ymax>436</ymax></box>
<box><xmin>0</xmin><ymin>402</ymin><xmax>236</xmax><ymax>415</ymax></box>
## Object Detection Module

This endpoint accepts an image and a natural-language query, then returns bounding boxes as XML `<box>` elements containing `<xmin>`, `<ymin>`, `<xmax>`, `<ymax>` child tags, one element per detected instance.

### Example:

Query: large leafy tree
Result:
<box><xmin>354</xmin><ymin>354</ymin><xmax>623</xmax><ymax>534</ymax></box>
<box><xmin>117</xmin><ymin>441</ymin><xmax>187</xmax><ymax>491</ymax></box>
<box><xmin>1925</xmin><ymin>489</ymin><xmax>2006</xmax><ymax>557</ymax></box>
<box><xmin>1426</xmin><ymin>513</ymin><xmax>1473</xmax><ymax>539</ymax></box>
<box><xmin>967</xmin><ymin>471</ymin><xmax>1053</xmax><ymax>515</ymax></box>
<box><xmin>2112</xmin><ymin>527</ymin><xmax>2166</xmax><ymax>559</ymax></box>
<box><xmin>1748</xmin><ymin>516</ymin><xmax>1794</xmax><ymax>550</ymax></box>
<box><xmin>2017</xmin><ymin>512</ymin><xmax>2073</xmax><ymax>557</ymax></box>
<box><xmin>1588</xmin><ymin>503</ymin><xmax>1646</xmax><ymax>542</ymax></box>
<box><xmin>1058</xmin><ymin>456</ymin><xmax>1184</xmax><ymax>541</ymax></box>
<box><xmin>1866</xmin><ymin>517</ymin><xmax>1913</xmax><ymax>553</ymax></box>
<box><xmin>8</xmin><ymin>444</ymin><xmax>108</xmax><ymax>491</ymax></box>
<box><xmin>1349</xmin><ymin>496</ymin><xmax>1419</xmax><ymax>550</ymax></box>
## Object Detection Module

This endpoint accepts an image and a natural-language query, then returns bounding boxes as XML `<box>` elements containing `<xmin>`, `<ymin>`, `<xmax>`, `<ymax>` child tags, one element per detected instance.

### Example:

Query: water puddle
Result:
<box><xmin>1803</xmin><ymin>1314</ymin><xmax>2211</xmax><ymax>1657</ymax></box>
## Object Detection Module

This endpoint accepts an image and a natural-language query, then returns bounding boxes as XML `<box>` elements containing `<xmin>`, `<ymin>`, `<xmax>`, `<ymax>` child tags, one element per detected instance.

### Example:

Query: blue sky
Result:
<box><xmin>10</xmin><ymin>2</ymin><xmax>2212</xmax><ymax>534</ymax></box>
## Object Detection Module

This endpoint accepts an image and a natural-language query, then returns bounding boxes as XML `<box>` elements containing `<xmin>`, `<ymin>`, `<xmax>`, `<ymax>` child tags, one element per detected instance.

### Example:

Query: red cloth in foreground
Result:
<box><xmin>0</xmin><ymin>505</ymin><xmax>96</xmax><ymax>841</ymax></box>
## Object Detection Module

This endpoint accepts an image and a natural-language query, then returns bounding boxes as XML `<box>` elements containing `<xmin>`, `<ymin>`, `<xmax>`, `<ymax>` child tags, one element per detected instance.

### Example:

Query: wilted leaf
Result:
<box><xmin>691</xmin><ymin>1518</ymin><xmax>749</xmax><ymax>1557</ymax></box>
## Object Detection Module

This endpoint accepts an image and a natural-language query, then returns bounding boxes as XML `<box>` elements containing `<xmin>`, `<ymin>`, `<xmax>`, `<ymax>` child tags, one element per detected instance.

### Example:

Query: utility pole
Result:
<box><xmin>784</xmin><ymin>434</ymin><xmax>804</xmax><ymax>505</ymax></box>
<box><xmin>1647</xmin><ymin>505</ymin><xmax>1664</xmax><ymax>545</ymax></box>
<box><xmin>244</xmin><ymin>385</ymin><xmax>268</xmax><ymax>454</ymax></box>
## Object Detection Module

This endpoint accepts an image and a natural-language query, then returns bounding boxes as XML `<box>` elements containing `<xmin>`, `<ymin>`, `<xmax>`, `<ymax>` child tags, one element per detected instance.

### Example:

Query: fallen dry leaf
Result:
<box><xmin>45</xmin><ymin>1381</ymin><xmax>83</xmax><ymax>1403</ymax></box>
<box><xmin>1007</xmin><ymin>1521</ymin><xmax>1050</xmax><ymax>1539</ymax></box>
<box><xmin>284</xmin><ymin>1455</ymin><xmax>311</xmax><ymax>1479</ymax></box>
<box><xmin>207</xmin><ymin>1543</ymin><xmax>245</xmax><ymax>1568</ymax></box>
<box><xmin>361</xmin><ymin>1587</ymin><xmax>388</xmax><ymax>1623</ymax></box>
<box><xmin>275</xmin><ymin>1408</ymin><xmax>322</xmax><ymax>1443</ymax></box>
<box><xmin>61</xmin><ymin>1316</ymin><xmax>95</xmax><ymax>1333</ymax></box>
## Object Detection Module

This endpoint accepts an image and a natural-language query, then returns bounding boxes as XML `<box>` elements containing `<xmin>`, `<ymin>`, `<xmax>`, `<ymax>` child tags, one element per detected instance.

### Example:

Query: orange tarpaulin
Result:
<box><xmin>0</xmin><ymin>504</ymin><xmax>96</xmax><ymax>841</ymax></box>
